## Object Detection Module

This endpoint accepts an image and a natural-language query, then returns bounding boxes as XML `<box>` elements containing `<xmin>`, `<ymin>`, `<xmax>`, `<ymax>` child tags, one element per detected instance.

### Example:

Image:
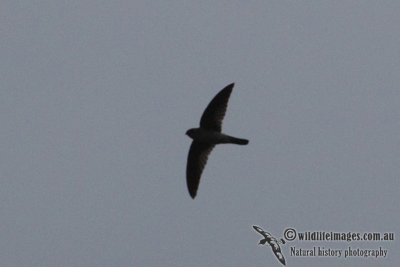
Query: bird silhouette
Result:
<box><xmin>252</xmin><ymin>225</ymin><xmax>286</xmax><ymax>265</ymax></box>
<box><xmin>185</xmin><ymin>83</ymin><xmax>248</xmax><ymax>199</ymax></box>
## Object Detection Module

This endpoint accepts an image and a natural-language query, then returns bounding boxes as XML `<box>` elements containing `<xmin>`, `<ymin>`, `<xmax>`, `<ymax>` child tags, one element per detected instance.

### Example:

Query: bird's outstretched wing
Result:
<box><xmin>252</xmin><ymin>225</ymin><xmax>272</xmax><ymax>239</ymax></box>
<box><xmin>186</xmin><ymin>142</ymin><xmax>215</xmax><ymax>199</ymax></box>
<box><xmin>270</xmin><ymin>241</ymin><xmax>286</xmax><ymax>265</ymax></box>
<box><xmin>199</xmin><ymin>83</ymin><xmax>234</xmax><ymax>132</ymax></box>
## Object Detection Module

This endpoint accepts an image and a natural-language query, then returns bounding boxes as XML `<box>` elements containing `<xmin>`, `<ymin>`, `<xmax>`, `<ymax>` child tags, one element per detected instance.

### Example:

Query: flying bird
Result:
<box><xmin>185</xmin><ymin>83</ymin><xmax>248</xmax><ymax>199</ymax></box>
<box><xmin>252</xmin><ymin>226</ymin><xmax>286</xmax><ymax>266</ymax></box>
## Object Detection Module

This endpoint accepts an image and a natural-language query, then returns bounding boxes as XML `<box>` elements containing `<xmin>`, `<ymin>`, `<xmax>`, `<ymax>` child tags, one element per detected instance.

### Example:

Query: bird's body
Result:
<box><xmin>185</xmin><ymin>83</ymin><xmax>248</xmax><ymax>199</ymax></box>
<box><xmin>186</xmin><ymin>128</ymin><xmax>248</xmax><ymax>145</ymax></box>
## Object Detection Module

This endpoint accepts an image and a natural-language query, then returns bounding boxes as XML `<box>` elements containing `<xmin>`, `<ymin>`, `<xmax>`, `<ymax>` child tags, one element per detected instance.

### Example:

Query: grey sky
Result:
<box><xmin>1</xmin><ymin>1</ymin><xmax>399</xmax><ymax>266</ymax></box>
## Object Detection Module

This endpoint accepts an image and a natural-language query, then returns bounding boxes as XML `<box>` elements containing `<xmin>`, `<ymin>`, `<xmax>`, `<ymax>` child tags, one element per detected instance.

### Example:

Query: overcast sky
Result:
<box><xmin>1</xmin><ymin>1</ymin><xmax>399</xmax><ymax>266</ymax></box>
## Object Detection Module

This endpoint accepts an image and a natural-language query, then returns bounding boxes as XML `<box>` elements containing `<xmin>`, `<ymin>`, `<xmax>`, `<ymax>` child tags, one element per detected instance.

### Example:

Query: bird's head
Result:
<box><xmin>185</xmin><ymin>128</ymin><xmax>196</xmax><ymax>139</ymax></box>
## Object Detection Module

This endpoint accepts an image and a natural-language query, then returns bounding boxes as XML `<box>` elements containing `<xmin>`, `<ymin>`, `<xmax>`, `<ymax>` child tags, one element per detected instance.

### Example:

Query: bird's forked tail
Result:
<box><xmin>229</xmin><ymin>136</ymin><xmax>249</xmax><ymax>145</ymax></box>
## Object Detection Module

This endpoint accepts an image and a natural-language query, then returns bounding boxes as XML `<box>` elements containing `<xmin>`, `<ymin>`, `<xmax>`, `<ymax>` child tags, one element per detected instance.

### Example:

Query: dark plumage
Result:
<box><xmin>185</xmin><ymin>83</ymin><xmax>248</xmax><ymax>199</ymax></box>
